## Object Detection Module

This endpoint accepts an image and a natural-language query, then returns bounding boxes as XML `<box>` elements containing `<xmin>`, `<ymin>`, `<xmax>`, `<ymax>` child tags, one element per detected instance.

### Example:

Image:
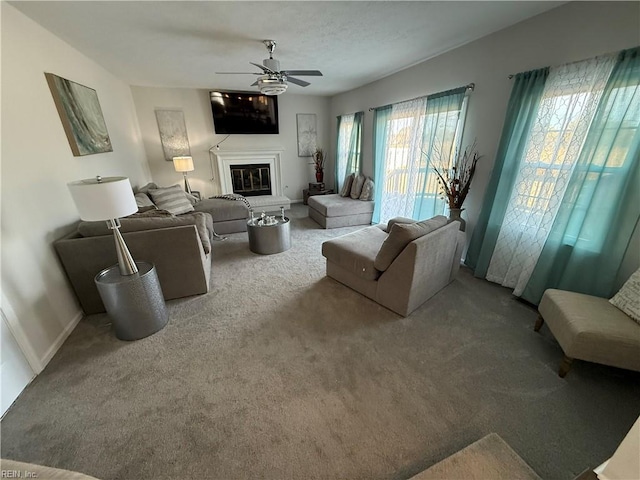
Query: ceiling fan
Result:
<box><xmin>216</xmin><ymin>40</ymin><xmax>323</xmax><ymax>95</ymax></box>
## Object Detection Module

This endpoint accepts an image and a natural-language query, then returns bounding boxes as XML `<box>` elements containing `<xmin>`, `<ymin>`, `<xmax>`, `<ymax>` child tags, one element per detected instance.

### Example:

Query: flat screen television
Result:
<box><xmin>210</xmin><ymin>90</ymin><xmax>279</xmax><ymax>134</ymax></box>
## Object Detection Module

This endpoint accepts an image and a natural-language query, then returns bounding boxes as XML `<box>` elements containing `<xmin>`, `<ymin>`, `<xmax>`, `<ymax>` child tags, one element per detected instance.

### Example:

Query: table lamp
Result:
<box><xmin>173</xmin><ymin>156</ymin><xmax>194</xmax><ymax>194</ymax></box>
<box><xmin>67</xmin><ymin>176</ymin><xmax>139</xmax><ymax>275</ymax></box>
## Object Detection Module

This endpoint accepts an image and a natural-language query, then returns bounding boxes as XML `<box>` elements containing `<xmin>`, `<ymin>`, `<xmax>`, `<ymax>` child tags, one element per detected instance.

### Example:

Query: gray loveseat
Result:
<box><xmin>55</xmin><ymin>211</ymin><xmax>213</xmax><ymax>314</ymax></box>
<box><xmin>322</xmin><ymin>216</ymin><xmax>465</xmax><ymax>316</ymax></box>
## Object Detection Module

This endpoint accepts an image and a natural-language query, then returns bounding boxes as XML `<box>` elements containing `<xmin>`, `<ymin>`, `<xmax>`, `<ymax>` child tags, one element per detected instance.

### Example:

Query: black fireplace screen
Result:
<box><xmin>230</xmin><ymin>164</ymin><xmax>272</xmax><ymax>196</ymax></box>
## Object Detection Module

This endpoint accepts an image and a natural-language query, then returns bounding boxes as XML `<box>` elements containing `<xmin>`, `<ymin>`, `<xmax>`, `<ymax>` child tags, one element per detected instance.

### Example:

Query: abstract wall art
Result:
<box><xmin>297</xmin><ymin>113</ymin><xmax>317</xmax><ymax>157</ymax></box>
<box><xmin>155</xmin><ymin>109</ymin><xmax>191</xmax><ymax>161</ymax></box>
<box><xmin>45</xmin><ymin>73</ymin><xmax>113</xmax><ymax>156</ymax></box>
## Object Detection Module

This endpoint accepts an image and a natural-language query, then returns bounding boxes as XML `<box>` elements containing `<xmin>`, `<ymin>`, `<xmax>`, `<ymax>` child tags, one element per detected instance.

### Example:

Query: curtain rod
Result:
<box><xmin>368</xmin><ymin>83</ymin><xmax>475</xmax><ymax>112</ymax></box>
<box><xmin>506</xmin><ymin>47</ymin><xmax>627</xmax><ymax>79</ymax></box>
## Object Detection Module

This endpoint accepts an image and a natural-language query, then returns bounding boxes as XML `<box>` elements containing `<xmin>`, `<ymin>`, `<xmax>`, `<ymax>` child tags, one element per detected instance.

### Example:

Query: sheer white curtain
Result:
<box><xmin>336</xmin><ymin>113</ymin><xmax>355</xmax><ymax>190</ymax></box>
<box><xmin>378</xmin><ymin>97</ymin><xmax>428</xmax><ymax>222</ymax></box>
<box><xmin>486</xmin><ymin>55</ymin><xmax>617</xmax><ymax>294</ymax></box>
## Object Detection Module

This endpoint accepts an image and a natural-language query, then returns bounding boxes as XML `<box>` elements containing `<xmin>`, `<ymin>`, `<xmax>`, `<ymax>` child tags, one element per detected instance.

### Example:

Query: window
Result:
<box><xmin>373</xmin><ymin>89</ymin><xmax>468</xmax><ymax>223</ymax></box>
<box><xmin>335</xmin><ymin>112</ymin><xmax>363</xmax><ymax>191</ymax></box>
<box><xmin>485</xmin><ymin>55</ymin><xmax>623</xmax><ymax>294</ymax></box>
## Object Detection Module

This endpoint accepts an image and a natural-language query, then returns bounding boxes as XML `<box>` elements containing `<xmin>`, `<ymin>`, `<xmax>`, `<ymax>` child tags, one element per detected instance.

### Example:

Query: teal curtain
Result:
<box><xmin>335</xmin><ymin>111</ymin><xmax>363</xmax><ymax>191</ymax></box>
<box><xmin>372</xmin><ymin>106</ymin><xmax>391</xmax><ymax>223</ymax></box>
<box><xmin>465</xmin><ymin>68</ymin><xmax>549</xmax><ymax>275</ymax></box>
<box><xmin>415</xmin><ymin>88</ymin><xmax>466</xmax><ymax>219</ymax></box>
<box><xmin>522</xmin><ymin>47</ymin><xmax>640</xmax><ymax>303</ymax></box>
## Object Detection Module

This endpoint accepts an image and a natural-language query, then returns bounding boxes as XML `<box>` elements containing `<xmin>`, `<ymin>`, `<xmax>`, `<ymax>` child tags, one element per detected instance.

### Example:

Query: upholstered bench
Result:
<box><xmin>536</xmin><ymin>289</ymin><xmax>640</xmax><ymax>377</ymax></box>
<box><xmin>246</xmin><ymin>194</ymin><xmax>291</xmax><ymax>213</ymax></box>
<box><xmin>308</xmin><ymin>194</ymin><xmax>374</xmax><ymax>229</ymax></box>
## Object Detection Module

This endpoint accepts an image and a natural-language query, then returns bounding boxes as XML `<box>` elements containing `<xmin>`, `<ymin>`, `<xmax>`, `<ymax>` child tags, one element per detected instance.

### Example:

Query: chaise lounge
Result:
<box><xmin>322</xmin><ymin>216</ymin><xmax>465</xmax><ymax>316</ymax></box>
<box><xmin>308</xmin><ymin>194</ymin><xmax>374</xmax><ymax>228</ymax></box>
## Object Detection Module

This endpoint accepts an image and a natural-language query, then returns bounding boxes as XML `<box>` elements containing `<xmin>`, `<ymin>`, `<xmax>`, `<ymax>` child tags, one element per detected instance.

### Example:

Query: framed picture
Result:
<box><xmin>297</xmin><ymin>113</ymin><xmax>317</xmax><ymax>157</ymax></box>
<box><xmin>45</xmin><ymin>73</ymin><xmax>113</xmax><ymax>156</ymax></box>
<box><xmin>155</xmin><ymin>109</ymin><xmax>191</xmax><ymax>161</ymax></box>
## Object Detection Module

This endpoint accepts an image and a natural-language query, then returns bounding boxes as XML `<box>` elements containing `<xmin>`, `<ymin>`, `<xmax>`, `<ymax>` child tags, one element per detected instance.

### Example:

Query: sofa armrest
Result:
<box><xmin>55</xmin><ymin>225</ymin><xmax>211</xmax><ymax>314</ymax></box>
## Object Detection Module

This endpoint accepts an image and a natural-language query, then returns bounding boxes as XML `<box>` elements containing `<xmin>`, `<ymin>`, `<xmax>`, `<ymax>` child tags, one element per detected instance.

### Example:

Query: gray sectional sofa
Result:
<box><xmin>322</xmin><ymin>216</ymin><xmax>465</xmax><ymax>316</ymax></box>
<box><xmin>55</xmin><ymin>211</ymin><xmax>214</xmax><ymax>314</ymax></box>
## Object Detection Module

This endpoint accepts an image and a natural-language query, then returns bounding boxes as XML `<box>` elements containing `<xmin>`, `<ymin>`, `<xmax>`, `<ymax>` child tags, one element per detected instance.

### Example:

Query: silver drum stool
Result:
<box><xmin>95</xmin><ymin>261</ymin><xmax>169</xmax><ymax>340</ymax></box>
<box><xmin>247</xmin><ymin>216</ymin><xmax>291</xmax><ymax>255</ymax></box>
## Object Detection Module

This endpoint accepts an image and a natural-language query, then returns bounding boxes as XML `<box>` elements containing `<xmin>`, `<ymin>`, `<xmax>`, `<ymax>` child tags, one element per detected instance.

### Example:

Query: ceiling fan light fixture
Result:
<box><xmin>257</xmin><ymin>75</ymin><xmax>288</xmax><ymax>95</ymax></box>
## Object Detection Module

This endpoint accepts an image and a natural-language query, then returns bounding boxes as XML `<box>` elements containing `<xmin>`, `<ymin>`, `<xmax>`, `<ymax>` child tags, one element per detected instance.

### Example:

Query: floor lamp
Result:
<box><xmin>67</xmin><ymin>176</ymin><xmax>168</xmax><ymax>340</ymax></box>
<box><xmin>173</xmin><ymin>156</ymin><xmax>194</xmax><ymax>194</ymax></box>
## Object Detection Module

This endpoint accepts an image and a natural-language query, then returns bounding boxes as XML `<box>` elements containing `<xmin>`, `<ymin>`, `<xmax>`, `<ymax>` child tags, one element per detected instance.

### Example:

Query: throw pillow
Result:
<box><xmin>148</xmin><ymin>185</ymin><xmax>194</xmax><ymax>215</ymax></box>
<box><xmin>610</xmin><ymin>268</ymin><xmax>640</xmax><ymax>323</ymax></box>
<box><xmin>359</xmin><ymin>177</ymin><xmax>375</xmax><ymax>201</ymax></box>
<box><xmin>374</xmin><ymin>215</ymin><xmax>448</xmax><ymax>271</ymax></box>
<box><xmin>339</xmin><ymin>173</ymin><xmax>355</xmax><ymax>197</ymax></box>
<box><xmin>135</xmin><ymin>192</ymin><xmax>155</xmax><ymax>208</ymax></box>
<box><xmin>350</xmin><ymin>174</ymin><xmax>366</xmax><ymax>199</ymax></box>
<box><xmin>137</xmin><ymin>182</ymin><xmax>158</xmax><ymax>194</ymax></box>
<box><xmin>386</xmin><ymin>216</ymin><xmax>416</xmax><ymax>233</ymax></box>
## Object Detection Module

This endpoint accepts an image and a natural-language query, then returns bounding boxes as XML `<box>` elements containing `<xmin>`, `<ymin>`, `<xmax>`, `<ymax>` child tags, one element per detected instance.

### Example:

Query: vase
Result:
<box><xmin>448</xmin><ymin>208</ymin><xmax>466</xmax><ymax>231</ymax></box>
<box><xmin>315</xmin><ymin>170</ymin><xmax>324</xmax><ymax>183</ymax></box>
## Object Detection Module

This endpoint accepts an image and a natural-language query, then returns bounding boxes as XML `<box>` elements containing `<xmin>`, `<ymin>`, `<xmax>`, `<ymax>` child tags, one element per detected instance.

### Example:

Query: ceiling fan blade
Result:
<box><xmin>287</xmin><ymin>76</ymin><xmax>310</xmax><ymax>87</ymax></box>
<box><xmin>216</xmin><ymin>72</ymin><xmax>260</xmax><ymax>75</ymax></box>
<box><xmin>250</xmin><ymin>62</ymin><xmax>276</xmax><ymax>74</ymax></box>
<box><xmin>282</xmin><ymin>70</ymin><xmax>323</xmax><ymax>77</ymax></box>
<box><xmin>250</xmin><ymin>81</ymin><xmax>259</xmax><ymax>86</ymax></box>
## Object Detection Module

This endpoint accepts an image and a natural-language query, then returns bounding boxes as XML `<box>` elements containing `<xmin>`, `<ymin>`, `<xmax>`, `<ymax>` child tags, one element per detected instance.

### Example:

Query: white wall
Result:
<box><xmin>130</xmin><ymin>87</ymin><xmax>331</xmax><ymax>202</ymax></box>
<box><xmin>0</xmin><ymin>3</ymin><xmax>151</xmax><ymax>369</ymax></box>
<box><xmin>330</xmin><ymin>1</ymin><xmax>640</xmax><ymax>255</ymax></box>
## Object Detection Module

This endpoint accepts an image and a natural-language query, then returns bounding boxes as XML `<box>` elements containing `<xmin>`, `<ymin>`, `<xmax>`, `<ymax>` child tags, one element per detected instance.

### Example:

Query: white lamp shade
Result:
<box><xmin>173</xmin><ymin>156</ymin><xmax>194</xmax><ymax>172</ymax></box>
<box><xmin>67</xmin><ymin>176</ymin><xmax>138</xmax><ymax>221</ymax></box>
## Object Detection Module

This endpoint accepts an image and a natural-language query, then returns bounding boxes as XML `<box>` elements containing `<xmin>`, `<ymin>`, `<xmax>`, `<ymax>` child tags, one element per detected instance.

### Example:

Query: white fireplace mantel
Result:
<box><xmin>211</xmin><ymin>149</ymin><xmax>284</xmax><ymax>196</ymax></box>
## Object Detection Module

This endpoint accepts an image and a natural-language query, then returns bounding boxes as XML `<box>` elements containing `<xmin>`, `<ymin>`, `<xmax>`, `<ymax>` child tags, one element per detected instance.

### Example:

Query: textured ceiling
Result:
<box><xmin>11</xmin><ymin>1</ymin><xmax>564</xmax><ymax>96</ymax></box>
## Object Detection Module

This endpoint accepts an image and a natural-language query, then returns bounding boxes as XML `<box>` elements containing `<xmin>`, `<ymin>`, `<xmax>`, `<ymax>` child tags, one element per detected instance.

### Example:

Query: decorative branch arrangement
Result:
<box><xmin>312</xmin><ymin>147</ymin><xmax>325</xmax><ymax>172</ymax></box>
<box><xmin>430</xmin><ymin>140</ymin><xmax>481</xmax><ymax>209</ymax></box>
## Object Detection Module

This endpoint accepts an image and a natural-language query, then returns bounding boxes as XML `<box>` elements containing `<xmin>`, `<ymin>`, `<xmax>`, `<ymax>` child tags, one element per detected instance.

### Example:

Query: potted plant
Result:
<box><xmin>430</xmin><ymin>141</ymin><xmax>481</xmax><ymax>231</ymax></box>
<box><xmin>313</xmin><ymin>147</ymin><xmax>325</xmax><ymax>183</ymax></box>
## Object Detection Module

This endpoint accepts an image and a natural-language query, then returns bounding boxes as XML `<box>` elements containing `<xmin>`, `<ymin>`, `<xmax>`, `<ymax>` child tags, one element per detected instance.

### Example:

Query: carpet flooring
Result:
<box><xmin>2</xmin><ymin>204</ymin><xmax>639</xmax><ymax>480</ymax></box>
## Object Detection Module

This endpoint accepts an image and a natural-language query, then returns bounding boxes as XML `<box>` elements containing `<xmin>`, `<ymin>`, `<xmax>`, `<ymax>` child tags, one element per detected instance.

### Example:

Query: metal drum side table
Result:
<box><xmin>95</xmin><ymin>261</ymin><xmax>168</xmax><ymax>341</ymax></box>
<box><xmin>247</xmin><ymin>214</ymin><xmax>291</xmax><ymax>255</ymax></box>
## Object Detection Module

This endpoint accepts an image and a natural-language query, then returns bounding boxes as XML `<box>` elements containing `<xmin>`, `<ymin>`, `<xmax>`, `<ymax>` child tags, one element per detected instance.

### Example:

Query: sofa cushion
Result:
<box><xmin>359</xmin><ymin>177</ymin><xmax>375</xmax><ymax>201</ymax></box>
<box><xmin>308</xmin><ymin>194</ymin><xmax>375</xmax><ymax>217</ymax></box>
<box><xmin>374</xmin><ymin>216</ymin><xmax>448</xmax><ymax>272</ymax></box>
<box><xmin>339</xmin><ymin>173</ymin><xmax>355</xmax><ymax>197</ymax></box>
<box><xmin>350</xmin><ymin>174</ymin><xmax>366</xmax><ymax>199</ymax></box>
<box><xmin>148</xmin><ymin>185</ymin><xmax>194</xmax><ymax>215</ymax></box>
<box><xmin>610</xmin><ymin>268</ymin><xmax>640</xmax><ymax>323</ymax></box>
<box><xmin>322</xmin><ymin>227</ymin><xmax>388</xmax><ymax>281</ymax></box>
<box><xmin>78</xmin><ymin>211</ymin><xmax>213</xmax><ymax>254</ymax></box>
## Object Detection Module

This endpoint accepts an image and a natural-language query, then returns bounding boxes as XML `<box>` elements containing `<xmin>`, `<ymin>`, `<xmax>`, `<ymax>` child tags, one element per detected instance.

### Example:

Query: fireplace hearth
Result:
<box><xmin>230</xmin><ymin>164</ymin><xmax>272</xmax><ymax>197</ymax></box>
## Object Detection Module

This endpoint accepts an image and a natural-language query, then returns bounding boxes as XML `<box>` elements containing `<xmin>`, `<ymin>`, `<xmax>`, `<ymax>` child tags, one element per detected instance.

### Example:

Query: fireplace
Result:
<box><xmin>212</xmin><ymin>149</ymin><xmax>283</xmax><ymax>196</ymax></box>
<box><xmin>230</xmin><ymin>164</ymin><xmax>272</xmax><ymax>196</ymax></box>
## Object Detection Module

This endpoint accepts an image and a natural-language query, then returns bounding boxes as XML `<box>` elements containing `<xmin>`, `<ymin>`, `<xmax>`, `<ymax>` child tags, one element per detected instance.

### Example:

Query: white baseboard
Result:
<box><xmin>39</xmin><ymin>310</ymin><xmax>83</xmax><ymax>370</ymax></box>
